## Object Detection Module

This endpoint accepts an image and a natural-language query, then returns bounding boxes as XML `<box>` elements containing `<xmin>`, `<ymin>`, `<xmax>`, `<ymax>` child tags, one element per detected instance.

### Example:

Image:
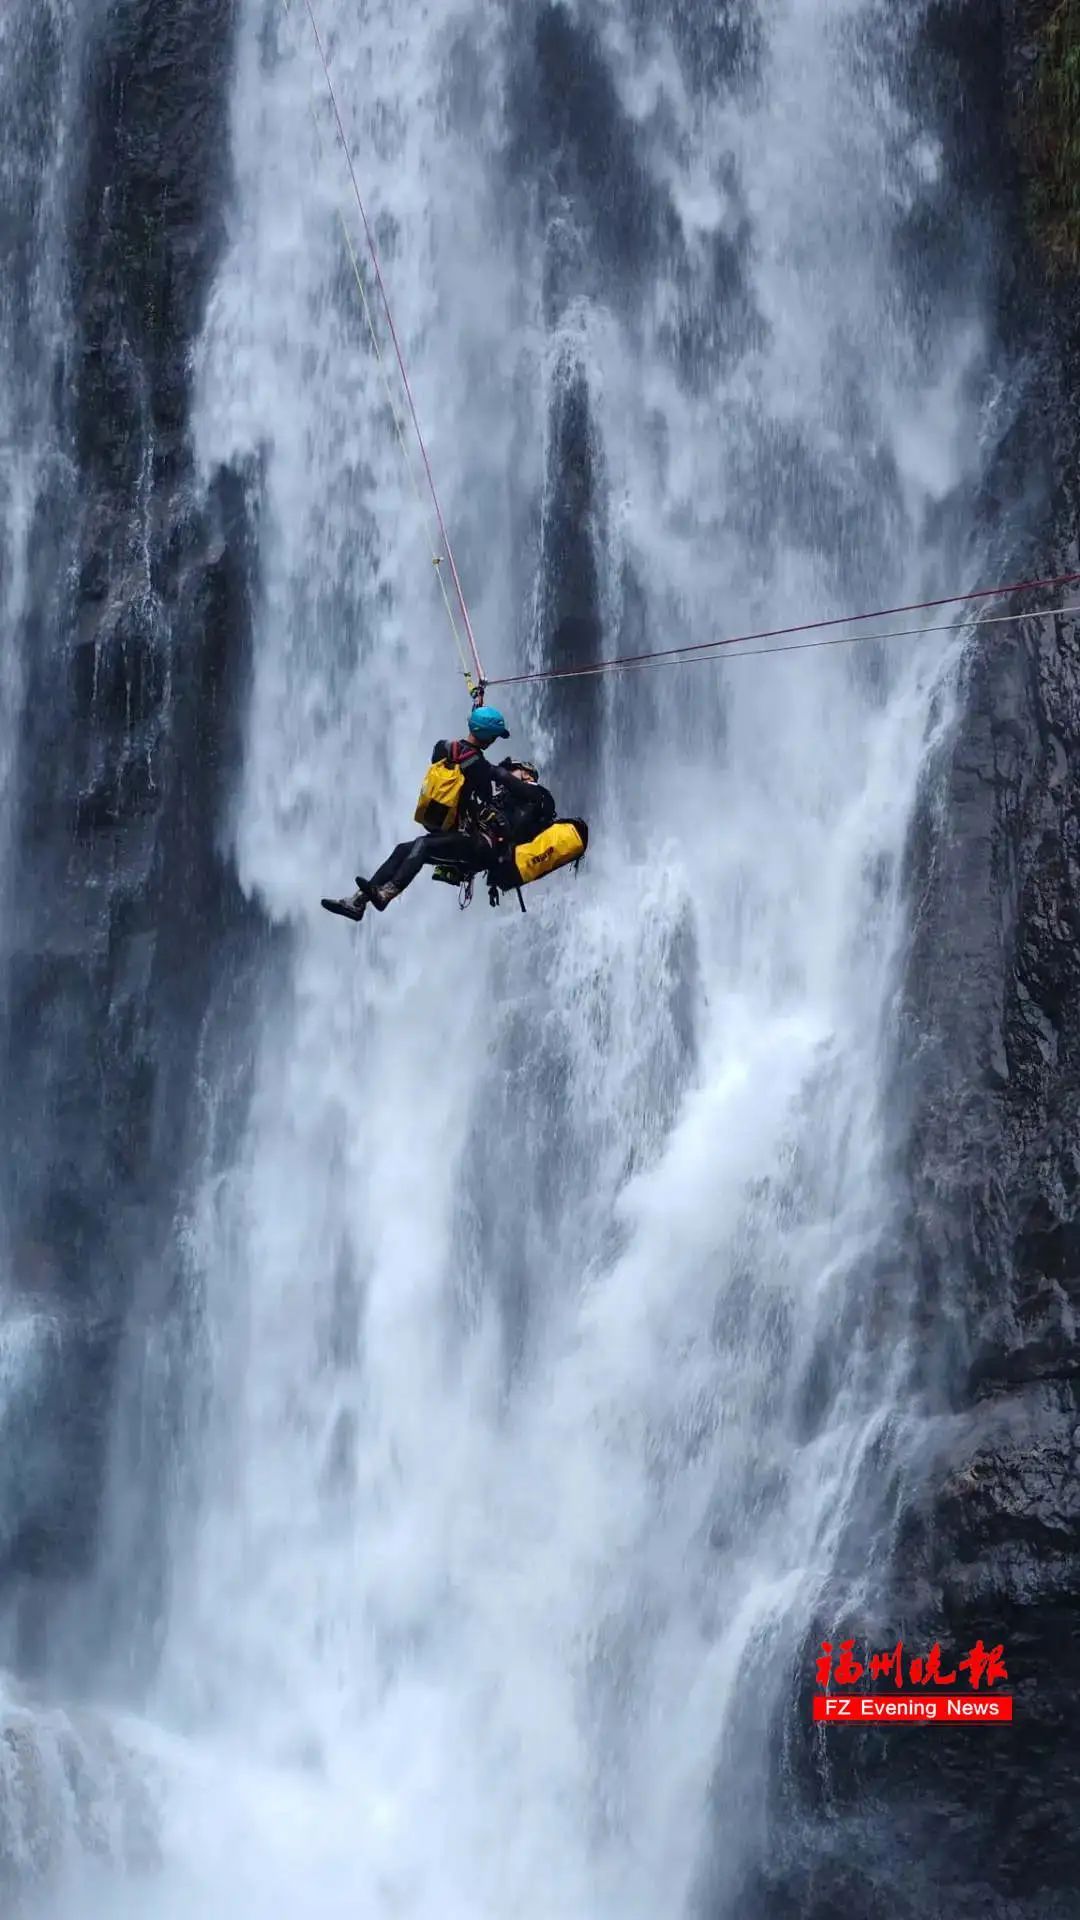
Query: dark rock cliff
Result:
<box><xmin>0</xmin><ymin>0</ymin><xmax>263</xmax><ymax>1680</ymax></box>
<box><xmin>754</xmin><ymin>6</ymin><xmax>1080</xmax><ymax>1916</ymax></box>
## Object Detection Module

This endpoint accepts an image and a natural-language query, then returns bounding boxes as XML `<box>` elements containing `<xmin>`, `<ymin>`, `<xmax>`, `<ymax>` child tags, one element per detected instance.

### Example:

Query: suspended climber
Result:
<box><xmin>321</xmin><ymin>704</ymin><xmax>588</xmax><ymax>922</ymax></box>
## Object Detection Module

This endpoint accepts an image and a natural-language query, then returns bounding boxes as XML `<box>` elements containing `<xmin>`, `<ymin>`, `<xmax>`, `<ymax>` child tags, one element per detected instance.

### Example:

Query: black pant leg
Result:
<box><xmin>371</xmin><ymin>832</ymin><xmax>490</xmax><ymax>896</ymax></box>
<box><xmin>426</xmin><ymin>831</ymin><xmax>490</xmax><ymax>873</ymax></box>
<box><xmin>399</xmin><ymin>831</ymin><xmax>490</xmax><ymax>890</ymax></box>
<box><xmin>369</xmin><ymin>841</ymin><xmax>416</xmax><ymax>889</ymax></box>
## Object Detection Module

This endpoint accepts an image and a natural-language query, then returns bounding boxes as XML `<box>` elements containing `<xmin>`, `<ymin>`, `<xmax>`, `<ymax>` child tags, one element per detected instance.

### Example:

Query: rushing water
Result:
<box><xmin>5</xmin><ymin>1</ymin><xmax>1003</xmax><ymax>1914</ymax></box>
<box><xmin>0</xmin><ymin>0</ymin><xmax>75</xmax><ymax>938</ymax></box>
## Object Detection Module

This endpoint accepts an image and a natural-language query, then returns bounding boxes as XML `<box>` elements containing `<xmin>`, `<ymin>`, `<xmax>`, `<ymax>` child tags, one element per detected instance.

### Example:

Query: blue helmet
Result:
<box><xmin>470</xmin><ymin>705</ymin><xmax>510</xmax><ymax>744</ymax></box>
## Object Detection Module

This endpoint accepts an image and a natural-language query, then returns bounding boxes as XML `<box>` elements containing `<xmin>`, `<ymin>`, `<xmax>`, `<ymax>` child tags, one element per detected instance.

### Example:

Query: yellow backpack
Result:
<box><xmin>414</xmin><ymin>742</ymin><xmax>479</xmax><ymax>831</ymax></box>
<box><xmin>513</xmin><ymin>819</ymin><xmax>588</xmax><ymax>886</ymax></box>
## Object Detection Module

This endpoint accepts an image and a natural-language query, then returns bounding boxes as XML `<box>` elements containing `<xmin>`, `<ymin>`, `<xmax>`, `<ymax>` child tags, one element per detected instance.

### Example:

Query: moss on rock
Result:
<box><xmin>1020</xmin><ymin>0</ymin><xmax>1080</xmax><ymax>271</ymax></box>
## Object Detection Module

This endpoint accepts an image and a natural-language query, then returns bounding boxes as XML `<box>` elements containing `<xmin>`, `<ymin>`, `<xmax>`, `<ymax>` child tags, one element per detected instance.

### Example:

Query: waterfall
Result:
<box><xmin>2</xmin><ymin>2</ymin><xmax>1009</xmax><ymax>1915</ymax></box>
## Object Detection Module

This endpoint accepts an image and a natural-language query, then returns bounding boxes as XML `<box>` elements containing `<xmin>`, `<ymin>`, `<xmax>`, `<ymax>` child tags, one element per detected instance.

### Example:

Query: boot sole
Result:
<box><xmin>321</xmin><ymin>898</ymin><xmax>365</xmax><ymax>922</ymax></box>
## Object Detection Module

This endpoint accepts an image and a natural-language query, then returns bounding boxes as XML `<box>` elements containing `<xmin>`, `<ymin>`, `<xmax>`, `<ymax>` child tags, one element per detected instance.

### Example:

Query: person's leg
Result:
<box><xmin>365</xmin><ymin>832</ymin><xmax>488</xmax><ymax>906</ymax></box>
<box><xmin>367</xmin><ymin>841</ymin><xmax>418</xmax><ymax>890</ymax></box>
<box><xmin>323</xmin><ymin>839</ymin><xmax>422</xmax><ymax>921</ymax></box>
<box><xmin>372</xmin><ymin>835</ymin><xmax>439</xmax><ymax>896</ymax></box>
<box><xmin>422</xmin><ymin>831</ymin><xmax>489</xmax><ymax>874</ymax></box>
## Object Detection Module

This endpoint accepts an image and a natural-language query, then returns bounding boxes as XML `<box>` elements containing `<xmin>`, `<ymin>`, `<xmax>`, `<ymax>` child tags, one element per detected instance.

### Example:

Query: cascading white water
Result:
<box><xmin>0</xmin><ymin>0</ymin><xmax>76</xmax><ymax>936</ymax></box>
<box><xmin>48</xmin><ymin>1</ymin><xmax>997</xmax><ymax>1914</ymax></box>
<box><xmin>0</xmin><ymin>0</ymin><xmax>84</xmax><ymax>1675</ymax></box>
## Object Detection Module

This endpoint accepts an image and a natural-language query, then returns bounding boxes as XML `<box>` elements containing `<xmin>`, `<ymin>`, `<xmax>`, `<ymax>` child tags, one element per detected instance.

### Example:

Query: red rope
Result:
<box><xmin>301</xmin><ymin>0</ymin><xmax>486</xmax><ymax>689</ymax></box>
<box><xmin>485</xmin><ymin>568</ymin><xmax>1080</xmax><ymax>689</ymax></box>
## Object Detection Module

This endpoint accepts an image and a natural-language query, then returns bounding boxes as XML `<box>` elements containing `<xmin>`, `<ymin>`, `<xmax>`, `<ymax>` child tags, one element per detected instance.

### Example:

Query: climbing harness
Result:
<box><xmin>432</xmin><ymin>819</ymin><xmax>587</xmax><ymax>915</ymax></box>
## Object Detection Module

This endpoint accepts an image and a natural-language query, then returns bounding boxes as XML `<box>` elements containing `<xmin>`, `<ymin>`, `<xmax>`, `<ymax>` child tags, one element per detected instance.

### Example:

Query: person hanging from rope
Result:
<box><xmin>321</xmin><ymin>705</ymin><xmax>530</xmax><ymax>920</ymax></box>
<box><xmin>425</xmin><ymin>759</ymin><xmax>560</xmax><ymax>894</ymax></box>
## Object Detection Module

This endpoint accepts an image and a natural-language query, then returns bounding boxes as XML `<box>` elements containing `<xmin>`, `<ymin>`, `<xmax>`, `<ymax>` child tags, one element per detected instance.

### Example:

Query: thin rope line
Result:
<box><xmin>490</xmin><ymin>601</ymin><xmax>1080</xmax><ymax>686</ymax></box>
<box><xmin>299</xmin><ymin>0</ymin><xmax>485</xmax><ymax>689</ymax></box>
<box><xmin>333</xmin><ymin>200</ymin><xmax>476</xmax><ymax>689</ymax></box>
<box><xmin>282</xmin><ymin>0</ymin><xmax>476</xmax><ymax>690</ymax></box>
<box><xmin>487</xmin><ymin>569</ymin><xmax>1080</xmax><ymax>689</ymax></box>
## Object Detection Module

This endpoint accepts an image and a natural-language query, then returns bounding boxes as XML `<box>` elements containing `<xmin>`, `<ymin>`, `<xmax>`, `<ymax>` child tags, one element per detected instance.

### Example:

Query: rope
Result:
<box><xmin>281</xmin><ymin>0</ymin><xmax>475</xmax><ymax>686</ymax></box>
<box><xmin>485</xmin><ymin>568</ymin><xmax>1080</xmax><ymax>689</ymax></box>
<box><xmin>327</xmin><ymin>193</ymin><xmax>474</xmax><ymax>688</ymax></box>
<box><xmin>558</xmin><ymin>602</ymin><xmax>1080</xmax><ymax>679</ymax></box>
<box><xmin>293</xmin><ymin>0</ymin><xmax>486</xmax><ymax>693</ymax></box>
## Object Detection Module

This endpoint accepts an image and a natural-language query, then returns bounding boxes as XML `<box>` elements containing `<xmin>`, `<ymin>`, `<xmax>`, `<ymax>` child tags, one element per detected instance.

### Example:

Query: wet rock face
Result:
<box><xmin>878</xmin><ymin>604</ymin><xmax>1080</xmax><ymax>1917</ymax></box>
<box><xmin>755</xmin><ymin>8</ymin><xmax>1080</xmax><ymax>1913</ymax></box>
<box><xmin>70</xmin><ymin>0</ymin><xmax>234</xmax><ymax>485</ymax></box>
<box><xmin>0</xmin><ymin>0</ymin><xmax>258</xmax><ymax>1636</ymax></box>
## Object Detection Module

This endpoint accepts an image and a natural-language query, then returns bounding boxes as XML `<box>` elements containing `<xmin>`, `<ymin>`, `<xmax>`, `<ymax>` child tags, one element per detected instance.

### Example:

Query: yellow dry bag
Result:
<box><xmin>513</xmin><ymin>820</ymin><xmax>588</xmax><ymax>887</ymax></box>
<box><xmin>414</xmin><ymin>742</ymin><xmax>479</xmax><ymax>831</ymax></box>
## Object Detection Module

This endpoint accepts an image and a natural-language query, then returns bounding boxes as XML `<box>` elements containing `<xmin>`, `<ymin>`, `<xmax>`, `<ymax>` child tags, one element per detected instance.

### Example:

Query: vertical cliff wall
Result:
<box><xmin>762</xmin><ymin>6</ymin><xmax>1080</xmax><ymax>1915</ymax></box>
<box><xmin>0</xmin><ymin>0</ymin><xmax>261</xmax><ymax>1681</ymax></box>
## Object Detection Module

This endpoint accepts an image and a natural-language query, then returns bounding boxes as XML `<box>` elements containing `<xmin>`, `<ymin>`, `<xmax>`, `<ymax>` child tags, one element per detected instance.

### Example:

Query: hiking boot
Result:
<box><xmin>367</xmin><ymin>882</ymin><xmax>400</xmax><ymax>912</ymax></box>
<box><xmin>321</xmin><ymin>890</ymin><xmax>367</xmax><ymax>922</ymax></box>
